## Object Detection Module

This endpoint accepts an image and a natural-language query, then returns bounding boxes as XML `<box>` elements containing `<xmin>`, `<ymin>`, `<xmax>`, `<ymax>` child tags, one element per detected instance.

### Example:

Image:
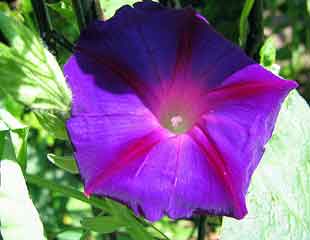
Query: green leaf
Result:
<box><xmin>0</xmin><ymin>160</ymin><xmax>46</xmax><ymax>240</ymax></box>
<box><xmin>47</xmin><ymin>0</ymin><xmax>77</xmax><ymax>23</ymax></box>
<box><xmin>104</xmin><ymin>200</ymin><xmax>154</xmax><ymax>240</ymax></box>
<box><xmin>221</xmin><ymin>91</ymin><xmax>310</xmax><ymax>239</ymax></box>
<box><xmin>81</xmin><ymin>216</ymin><xmax>125</xmax><ymax>234</ymax></box>
<box><xmin>0</xmin><ymin>132</ymin><xmax>16</xmax><ymax>162</ymax></box>
<box><xmin>239</xmin><ymin>0</ymin><xmax>255</xmax><ymax>47</ymax></box>
<box><xmin>0</xmin><ymin>12</ymin><xmax>71</xmax><ymax>138</ymax></box>
<box><xmin>0</xmin><ymin>2</ymin><xmax>10</xmax><ymax>13</ymax></box>
<box><xmin>47</xmin><ymin>153</ymin><xmax>79</xmax><ymax>174</ymax></box>
<box><xmin>26</xmin><ymin>174</ymin><xmax>157</xmax><ymax>240</ymax></box>
<box><xmin>0</xmin><ymin>95</ymin><xmax>24</xmax><ymax>119</ymax></box>
<box><xmin>34</xmin><ymin>110</ymin><xmax>68</xmax><ymax>140</ymax></box>
<box><xmin>260</xmin><ymin>37</ymin><xmax>276</xmax><ymax>68</ymax></box>
<box><xmin>127</xmin><ymin>225</ymin><xmax>154</xmax><ymax>240</ymax></box>
<box><xmin>0</xmin><ymin>109</ymin><xmax>29</xmax><ymax>171</ymax></box>
<box><xmin>81</xmin><ymin>213</ymin><xmax>154</xmax><ymax>239</ymax></box>
<box><xmin>0</xmin><ymin>107</ymin><xmax>25</xmax><ymax>130</ymax></box>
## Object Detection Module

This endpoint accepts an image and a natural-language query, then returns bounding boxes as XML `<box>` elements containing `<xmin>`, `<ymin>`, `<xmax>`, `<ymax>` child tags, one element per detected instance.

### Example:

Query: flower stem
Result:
<box><xmin>72</xmin><ymin>0</ymin><xmax>99</xmax><ymax>31</ymax></box>
<box><xmin>50</xmin><ymin>30</ymin><xmax>74</xmax><ymax>53</ymax></box>
<box><xmin>198</xmin><ymin>215</ymin><xmax>206</xmax><ymax>240</ymax></box>
<box><xmin>30</xmin><ymin>0</ymin><xmax>55</xmax><ymax>51</ymax></box>
<box><xmin>71</xmin><ymin>0</ymin><xmax>87</xmax><ymax>31</ymax></box>
<box><xmin>245</xmin><ymin>0</ymin><xmax>264</xmax><ymax>60</ymax></box>
<box><xmin>107</xmin><ymin>233</ymin><xmax>117</xmax><ymax>240</ymax></box>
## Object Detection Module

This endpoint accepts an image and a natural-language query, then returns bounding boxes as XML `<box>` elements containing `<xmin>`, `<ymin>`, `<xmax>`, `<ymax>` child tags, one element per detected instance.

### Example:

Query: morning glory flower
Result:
<box><xmin>64</xmin><ymin>1</ymin><xmax>297</xmax><ymax>221</ymax></box>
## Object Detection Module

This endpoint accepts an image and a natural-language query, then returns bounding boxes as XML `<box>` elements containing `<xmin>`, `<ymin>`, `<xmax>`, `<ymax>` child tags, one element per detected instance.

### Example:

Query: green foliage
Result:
<box><xmin>0</xmin><ymin>108</ymin><xmax>29</xmax><ymax>171</ymax></box>
<box><xmin>0</xmin><ymin>12</ymin><xmax>70</xmax><ymax>110</ymax></box>
<box><xmin>221</xmin><ymin>91</ymin><xmax>310</xmax><ymax>239</ymax></box>
<box><xmin>46</xmin><ymin>0</ymin><xmax>79</xmax><ymax>64</ymax></box>
<box><xmin>47</xmin><ymin>0</ymin><xmax>77</xmax><ymax>28</ymax></box>
<box><xmin>201</xmin><ymin>0</ymin><xmax>244</xmax><ymax>43</ymax></box>
<box><xmin>26</xmin><ymin>174</ymin><xmax>158</xmax><ymax>240</ymax></box>
<box><xmin>102</xmin><ymin>200</ymin><xmax>155</xmax><ymax>240</ymax></box>
<box><xmin>0</xmin><ymin>11</ymin><xmax>71</xmax><ymax>139</ymax></box>
<box><xmin>34</xmin><ymin>110</ymin><xmax>68</xmax><ymax>140</ymax></box>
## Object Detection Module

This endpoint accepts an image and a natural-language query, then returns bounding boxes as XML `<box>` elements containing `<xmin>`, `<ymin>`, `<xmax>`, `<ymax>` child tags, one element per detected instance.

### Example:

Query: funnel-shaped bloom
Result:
<box><xmin>65</xmin><ymin>1</ymin><xmax>297</xmax><ymax>221</ymax></box>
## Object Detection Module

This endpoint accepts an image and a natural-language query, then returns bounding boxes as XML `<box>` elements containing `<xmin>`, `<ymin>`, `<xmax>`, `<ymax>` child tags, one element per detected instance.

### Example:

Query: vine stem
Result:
<box><xmin>245</xmin><ymin>0</ymin><xmax>264</xmax><ymax>60</ymax></box>
<box><xmin>198</xmin><ymin>215</ymin><xmax>206</xmax><ymax>240</ymax></box>
<box><xmin>30</xmin><ymin>0</ymin><xmax>55</xmax><ymax>52</ymax></box>
<box><xmin>71</xmin><ymin>0</ymin><xmax>87</xmax><ymax>31</ymax></box>
<box><xmin>72</xmin><ymin>0</ymin><xmax>99</xmax><ymax>31</ymax></box>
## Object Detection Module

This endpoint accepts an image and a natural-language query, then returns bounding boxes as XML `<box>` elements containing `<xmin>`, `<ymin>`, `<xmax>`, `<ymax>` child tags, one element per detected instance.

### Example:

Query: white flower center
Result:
<box><xmin>170</xmin><ymin>115</ymin><xmax>184</xmax><ymax>129</ymax></box>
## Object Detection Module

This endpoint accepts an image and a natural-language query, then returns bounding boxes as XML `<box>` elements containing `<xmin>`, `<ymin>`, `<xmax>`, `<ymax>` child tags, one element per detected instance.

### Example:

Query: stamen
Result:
<box><xmin>171</xmin><ymin>115</ymin><xmax>183</xmax><ymax>129</ymax></box>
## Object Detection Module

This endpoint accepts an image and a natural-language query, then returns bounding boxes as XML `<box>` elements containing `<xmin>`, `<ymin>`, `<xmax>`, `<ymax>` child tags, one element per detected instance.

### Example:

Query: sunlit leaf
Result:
<box><xmin>0</xmin><ymin>110</ymin><xmax>43</xmax><ymax>240</ymax></box>
<box><xmin>221</xmin><ymin>91</ymin><xmax>310</xmax><ymax>239</ymax></box>
<box><xmin>0</xmin><ymin>160</ymin><xmax>46</xmax><ymax>240</ymax></box>
<box><xmin>0</xmin><ymin>109</ymin><xmax>28</xmax><ymax>171</ymax></box>
<box><xmin>0</xmin><ymin>12</ymin><xmax>71</xmax><ymax>139</ymax></box>
<box><xmin>260</xmin><ymin>37</ymin><xmax>276</xmax><ymax>68</ymax></box>
<box><xmin>47</xmin><ymin>153</ymin><xmax>79</xmax><ymax>174</ymax></box>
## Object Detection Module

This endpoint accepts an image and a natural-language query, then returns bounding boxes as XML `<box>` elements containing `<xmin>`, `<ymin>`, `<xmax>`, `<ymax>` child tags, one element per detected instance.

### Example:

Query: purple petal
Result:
<box><xmin>72</xmin><ymin>2</ymin><xmax>200</xmax><ymax>109</ymax></box>
<box><xmin>64</xmin><ymin>54</ymin><xmax>152</xmax><ymax>116</ymax></box>
<box><xmin>203</xmin><ymin>64</ymin><xmax>297</xmax><ymax>113</ymax></box>
<box><xmin>189</xmin><ymin>65</ymin><xmax>297</xmax><ymax>217</ymax></box>
<box><xmin>85</xmin><ymin>134</ymin><xmax>241</xmax><ymax>221</ymax></box>
<box><xmin>166</xmin><ymin>134</ymin><xmax>243</xmax><ymax>219</ymax></box>
<box><xmin>195</xmin><ymin>13</ymin><xmax>209</xmax><ymax>23</ymax></box>
<box><xmin>67</xmin><ymin>113</ymin><xmax>170</xmax><ymax>196</ymax></box>
<box><xmin>188</xmin><ymin>126</ymin><xmax>247</xmax><ymax>219</ymax></box>
<box><xmin>67</xmin><ymin>1</ymin><xmax>254</xmax><ymax>115</ymax></box>
<box><xmin>88</xmin><ymin>136</ymin><xmax>181</xmax><ymax>221</ymax></box>
<box><xmin>189</xmin><ymin>21</ymin><xmax>255</xmax><ymax>90</ymax></box>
